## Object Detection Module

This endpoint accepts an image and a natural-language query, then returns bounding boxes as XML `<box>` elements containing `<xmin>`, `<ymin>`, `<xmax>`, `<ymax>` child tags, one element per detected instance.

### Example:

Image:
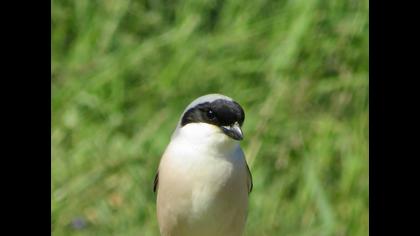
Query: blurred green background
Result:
<box><xmin>52</xmin><ymin>0</ymin><xmax>368</xmax><ymax>235</ymax></box>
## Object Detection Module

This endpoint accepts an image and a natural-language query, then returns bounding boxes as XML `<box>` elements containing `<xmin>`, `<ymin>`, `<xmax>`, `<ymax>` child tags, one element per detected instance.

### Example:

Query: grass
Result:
<box><xmin>52</xmin><ymin>0</ymin><xmax>368</xmax><ymax>235</ymax></box>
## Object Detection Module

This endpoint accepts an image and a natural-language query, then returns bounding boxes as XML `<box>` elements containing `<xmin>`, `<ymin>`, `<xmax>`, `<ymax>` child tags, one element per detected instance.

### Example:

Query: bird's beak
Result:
<box><xmin>221</xmin><ymin>122</ymin><xmax>243</xmax><ymax>141</ymax></box>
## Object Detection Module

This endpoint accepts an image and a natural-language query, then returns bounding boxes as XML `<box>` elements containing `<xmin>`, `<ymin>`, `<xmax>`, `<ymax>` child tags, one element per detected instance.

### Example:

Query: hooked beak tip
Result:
<box><xmin>221</xmin><ymin>122</ymin><xmax>243</xmax><ymax>141</ymax></box>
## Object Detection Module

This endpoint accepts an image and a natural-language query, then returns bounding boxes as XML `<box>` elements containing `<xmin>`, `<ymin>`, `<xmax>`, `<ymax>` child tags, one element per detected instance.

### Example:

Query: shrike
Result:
<box><xmin>153</xmin><ymin>94</ymin><xmax>253</xmax><ymax>236</ymax></box>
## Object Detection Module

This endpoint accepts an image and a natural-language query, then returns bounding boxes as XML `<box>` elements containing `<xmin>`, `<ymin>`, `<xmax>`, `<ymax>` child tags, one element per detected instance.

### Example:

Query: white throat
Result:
<box><xmin>172</xmin><ymin>123</ymin><xmax>239</xmax><ymax>155</ymax></box>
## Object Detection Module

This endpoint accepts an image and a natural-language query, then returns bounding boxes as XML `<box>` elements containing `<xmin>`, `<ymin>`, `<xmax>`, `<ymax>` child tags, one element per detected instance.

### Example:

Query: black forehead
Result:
<box><xmin>181</xmin><ymin>99</ymin><xmax>245</xmax><ymax>127</ymax></box>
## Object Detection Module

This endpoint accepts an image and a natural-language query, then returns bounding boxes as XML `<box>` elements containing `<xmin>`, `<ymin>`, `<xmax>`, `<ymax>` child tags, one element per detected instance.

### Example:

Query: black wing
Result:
<box><xmin>246</xmin><ymin>163</ymin><xmax>253</xmax><ymax>193</ymax></box>
<box><xmin>153</xmin><ymin>171</ymin><xmax>159</xmax><ymax>193</ymax></box>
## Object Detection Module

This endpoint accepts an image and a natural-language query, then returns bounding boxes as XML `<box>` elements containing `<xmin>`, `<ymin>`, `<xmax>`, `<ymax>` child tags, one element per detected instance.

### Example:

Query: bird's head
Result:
<box><xmin>172</xmin><ymin>94</ymin><xmax>245</xmax><ymax>147</ymax></box>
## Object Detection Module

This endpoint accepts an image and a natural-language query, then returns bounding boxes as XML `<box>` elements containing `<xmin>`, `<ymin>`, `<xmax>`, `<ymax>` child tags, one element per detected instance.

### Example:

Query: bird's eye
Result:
<box><xmin>207</xmin><ymin>109</ymin><xmax>216</xmax><ymax>119</ymax></box>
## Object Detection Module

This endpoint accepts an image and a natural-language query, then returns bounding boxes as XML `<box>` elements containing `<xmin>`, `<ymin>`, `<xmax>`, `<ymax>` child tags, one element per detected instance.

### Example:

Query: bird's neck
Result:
<box><xmin>172</xmin><ymin>123</ymin><xmax>239</xmax><ymax>155</ymax></box>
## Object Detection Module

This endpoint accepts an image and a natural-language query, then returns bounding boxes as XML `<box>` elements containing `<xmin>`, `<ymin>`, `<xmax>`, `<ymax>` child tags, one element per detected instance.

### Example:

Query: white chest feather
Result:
<box><xmin>157</xmin><ymin>123</ymin><xmax>248</xmax><ymax>236</ymax></box>
<box><xmin>166</xmin><ymin>133</ymin><xmax>242</xmax><ymax>216</ymax></box>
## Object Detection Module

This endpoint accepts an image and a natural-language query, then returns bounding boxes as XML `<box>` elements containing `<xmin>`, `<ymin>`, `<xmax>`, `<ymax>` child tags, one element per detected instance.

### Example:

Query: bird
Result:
<box><xmin>153</xmin><ymin>94</ymin><xmax>253</xmax><ymax>236</ymax></box>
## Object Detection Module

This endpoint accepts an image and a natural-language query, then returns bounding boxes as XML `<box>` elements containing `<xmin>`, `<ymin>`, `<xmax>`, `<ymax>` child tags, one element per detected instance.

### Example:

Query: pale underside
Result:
<box><xmin>155</xmin><ymin>123</ymin><xmax>252</xmax><ymax>236</ymax></box>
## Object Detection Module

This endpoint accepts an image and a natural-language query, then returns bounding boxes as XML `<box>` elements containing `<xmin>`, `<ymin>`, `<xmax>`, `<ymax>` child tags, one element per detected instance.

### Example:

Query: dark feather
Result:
<box><xmin>246</xmin><ymin>163</ymin><xmax>253</xmax><ymax>193</ymax></box>
<box><xmin>153</xmin><ymin>171</ymin><xmax>159</xmax><ymax>193</ymax></box>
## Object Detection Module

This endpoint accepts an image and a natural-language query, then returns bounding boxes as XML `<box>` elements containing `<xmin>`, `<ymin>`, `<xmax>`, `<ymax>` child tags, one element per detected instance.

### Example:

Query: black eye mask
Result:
<box><xmin>181</xmin><ymin>99</ymin><xmax>245</xmax><ymax>128</ymax></box>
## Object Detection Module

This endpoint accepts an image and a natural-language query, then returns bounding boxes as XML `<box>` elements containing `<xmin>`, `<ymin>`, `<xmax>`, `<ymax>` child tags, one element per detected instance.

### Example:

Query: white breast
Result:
<box><xmin>157</xmin><ymin>123</ymin><xmax>249</xmax><ymax>236</ymax></box>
